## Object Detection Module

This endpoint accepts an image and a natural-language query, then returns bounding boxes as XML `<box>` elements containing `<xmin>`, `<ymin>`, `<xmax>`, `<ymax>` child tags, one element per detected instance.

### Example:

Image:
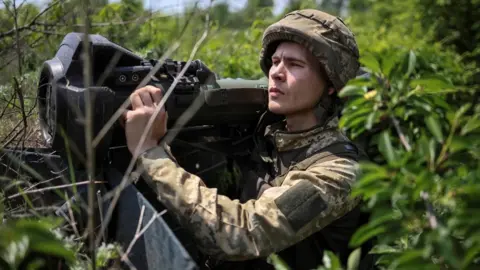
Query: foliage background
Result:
<box><xmin>0</xmin><ymin>0</ymin><xmax>479</xmax><ymax>269</ymax></box>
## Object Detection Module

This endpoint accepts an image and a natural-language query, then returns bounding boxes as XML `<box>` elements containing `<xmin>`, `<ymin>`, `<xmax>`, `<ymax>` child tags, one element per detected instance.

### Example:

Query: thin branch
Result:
<box><xmin>24</xmin><ymin>175</ymin><xmax>64</xmax><ymax>191</ymax></box>
<box><xmin>0</xmin><ymin>91</ymin><xmax>16</xmax><ymax>119</ymax></box>
<box><xmin>96</xmin><ymin>190</ymin><xmax>105</xmax><ymax>243</ymax></box>
<box><xmin>80</xmin><ymin>2</ymin><xmax>95</xmax><ymax>269</ymax></box>
<box><xmin>95</xmin><ymin>5</ymin><xmax>211</xmax><ymax>247</ymax></box>
<box><xmin>12</xmin><ymin>77</ymin><xmax>27</xmax><ymax>148</ymax></box>
<box><xmin>0</xmin><ymin>0</ymin><xmax>64</xmax><ymax>39</ymax></box>
<box><xmin>420</xmin><ymin>191</ymin><xmax>439</xmax><ymax>229</ymax></box>
<box><xmin>116</xmin><ymin>247</ymin><xmax>137</xmax><ymax>270</ymax></box>
<box><xmin>121</xmin><ymin>205</ymin><xmax>145</xmax><ymax>261</ymax></box>
<box><xmin>7</xmin><ymin>180</ymin><xmax>106</xmax><ymax>199</ymax></box>
<box><xmin>390</xmin><ymin>115</ymin><xmax>412</xmax><ymax>151</ymax></box>
<box><xmin>66</xmin><ymin>193</ymin><xmax>81</xmax><ymax>238</ymax></box>
<box><xmin>121</xmin><ymin>207</ymin><xmax>167</xmax><ymax>263</ymax></box>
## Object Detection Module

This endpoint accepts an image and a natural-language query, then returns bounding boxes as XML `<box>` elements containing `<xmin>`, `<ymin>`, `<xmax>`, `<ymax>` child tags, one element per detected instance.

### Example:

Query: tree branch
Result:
<box><xmin>0</xmin><ymin>0</ymin><xmax>64</xmax><ymax>39</ymax></box>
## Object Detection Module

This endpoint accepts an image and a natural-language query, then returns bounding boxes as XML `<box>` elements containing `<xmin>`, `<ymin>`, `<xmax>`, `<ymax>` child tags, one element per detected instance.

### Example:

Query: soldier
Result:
<box><xmin>122</xmin><ymin>9</ymin><xmax>370</xmax><ymax>270</ymax></box>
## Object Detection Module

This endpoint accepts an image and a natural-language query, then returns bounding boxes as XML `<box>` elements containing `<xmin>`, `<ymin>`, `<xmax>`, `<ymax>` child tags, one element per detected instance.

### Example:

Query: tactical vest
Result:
<box><xmin>205</xmin><ymin>139</ymin><xmax>375</xmax><ymax>270</ymax></box>
<box><xmin>271</xmin><ymin>140</ymin><xmax>374</xmax><ymax>270</ymax></box>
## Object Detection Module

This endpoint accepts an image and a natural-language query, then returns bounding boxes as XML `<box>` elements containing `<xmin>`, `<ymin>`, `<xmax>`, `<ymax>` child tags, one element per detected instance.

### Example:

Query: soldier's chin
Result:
<box><xmin>268</xmin><ymin>101</ymin><xmax>289</xmax><ymax>115</ymax></box>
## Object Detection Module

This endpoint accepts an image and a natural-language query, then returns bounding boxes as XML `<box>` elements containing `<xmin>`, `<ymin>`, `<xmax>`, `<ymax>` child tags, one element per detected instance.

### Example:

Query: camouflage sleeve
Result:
<box><xmin>136</xmin><ymin>144</ymin><xmax>361</xmax><ymax>261</ymax></box>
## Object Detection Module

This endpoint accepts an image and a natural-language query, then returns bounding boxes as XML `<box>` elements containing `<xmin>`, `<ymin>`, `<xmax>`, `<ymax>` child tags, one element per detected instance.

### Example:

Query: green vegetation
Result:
<box><xmin>0</xmin><ymin>0</ymin><xmax>478</xmax><ymax>269</ymax></box>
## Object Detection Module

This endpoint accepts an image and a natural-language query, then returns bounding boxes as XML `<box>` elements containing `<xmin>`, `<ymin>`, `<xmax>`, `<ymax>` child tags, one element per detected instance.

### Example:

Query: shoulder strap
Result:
<box><xmin>274</xmin><ymin>141</ymin><xmax>364</xmax><ymax>186</ymax></box>
<box><xmin>299</xmin><ymin>141</ymin><xmax>361</xmax><ymax>169</ymax></box>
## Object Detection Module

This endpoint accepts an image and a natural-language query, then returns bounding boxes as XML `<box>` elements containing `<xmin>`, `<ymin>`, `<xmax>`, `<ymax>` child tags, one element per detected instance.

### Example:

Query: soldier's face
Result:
<box><xmin>267</xmin><ymin>42</ymin><xmax>327</xmax><ymax>116</ymax></box>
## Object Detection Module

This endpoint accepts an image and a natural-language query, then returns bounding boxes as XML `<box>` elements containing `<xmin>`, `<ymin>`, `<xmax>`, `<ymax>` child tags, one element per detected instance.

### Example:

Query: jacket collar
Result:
<box><xmin>264</xmin><ymin>115</ymin><xmax>341</xmax><ymax>152</ymax></box>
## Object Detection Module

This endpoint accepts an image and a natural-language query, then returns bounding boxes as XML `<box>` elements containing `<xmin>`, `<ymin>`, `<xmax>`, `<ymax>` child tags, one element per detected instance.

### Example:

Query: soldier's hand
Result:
<box><xmin>121</xmin><ymin>86</ymin><xmax>168</xmax><ymax>157</ymax></box>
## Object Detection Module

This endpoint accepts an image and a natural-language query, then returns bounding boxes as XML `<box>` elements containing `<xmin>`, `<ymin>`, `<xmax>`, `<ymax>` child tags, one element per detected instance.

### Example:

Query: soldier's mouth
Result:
<box><xmin>269</xmin><ymin>87</ymin><xmax>284</xmax><ymax>94</ymax></box>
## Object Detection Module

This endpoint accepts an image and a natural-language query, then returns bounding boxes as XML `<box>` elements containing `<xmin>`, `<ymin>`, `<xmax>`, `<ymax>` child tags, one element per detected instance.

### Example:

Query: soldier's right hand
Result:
<box><xmin>121</xmin><ymin>86</ymin><xmax>168</xmax><ymax>157</ymax></box>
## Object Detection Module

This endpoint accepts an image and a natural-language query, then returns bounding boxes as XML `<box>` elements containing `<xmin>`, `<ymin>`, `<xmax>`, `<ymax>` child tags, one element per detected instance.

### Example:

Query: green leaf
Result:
<box><xmin>410</xmin><ymin>97</ymin><xmax>432</xmax><ymax>113</ymax></box>
<box><xmin>350</xmin><ymin>225</ymin><xmax>387</xmax><ymax>247</ymax></box>
<box><xmin>26</xmin><ymin>258</ymin><xmax>45</xmax><ymax>270</ymax></box>
<box><xmin>339</xmin><ymin>107</ymin><xmax>372</xmax><ymax>128</ymax></box>
<box><xmin>339</xmin><ymin>85</ymin><xmax>367</xmax><ymax>98</ymax></box>
<box><xmin>450</xmin><ymin>136</ymin><xmax>471</xmax><ymax>153</ymax></box>
<box><xmin>360</xmin><ymin>53</ymin><xmax>381</xmax><ymax>74</ymax></box>
<box><xmin>405</xmin><ymin>50</ymin><xmax>416</xmax><ymax>78</ymax></box>
<box><xmin>425</xmin><ymin>115</ymin><xmax>444</xmax><ymax>143</ymax></box>
<box><xmin>30</xmin><ymin>241</ymin><xmax>75</xmax><ymax>263</ymax></box>
<box><xmin>391</xmin><ymin>250</ymin><xmax>426</xmax><ymax>269</ymax></box>
<box><xmin>2</xmin><ymin>236</ymin><xmax>29</xmax><ymax>268</ymax></box>
<box><xmin>267</xmin><ymin>254</ymin><xmax>291</xmax><ymax>270</ymax></box>
<box><xmin>378</xmin><ymin>131</ymin><xmax>396</xmax><ymax>165</ymax></box>
<box><xmin>463</xmin><ymin>245</ymin><xmax>480</xmax><ymax>268</ymax></box>
<box><xmin>369</xmin><ymin>244</ymin><xmax>401</xmax><ymax>255</ymax></box>
<box><xmin>347</xmin><ymin>248</ymin><xmax>361</xmax><ymax>270</ymax></box>
<box><xmin>365</xmin><ymin>111</ymin><xmax>379</xmax><ymax>130</ymax></box>
<box><xmin>322</xmin><ymin>251</ymin><xmax>343</xmax><ymax>270</ymax></box>
<box><xmin>382</xmin><ymin>50</ymin><xmax>400</xmax><ymax>78</ymax></box>
<box><xmin>461</xmin><ymin>117</ymin><xmax>480</xmax><ymax>135</ymax></box>
<box><xmin>409</xmin><ymin>76</ymin><xmax>455</xmax><ymax>94</ymax></box>
<box><xmin>455</xmin><ymin>104</ymin><xmax>471</xmax><ymax>120</ymax></box>
<box><xmin>346</xmin><ymin>76</ymin><xmax>372</xmax><ymax>87</ymax></box>
<box><xmin>428</xmin><ymin>138</ymin><xmax>436</xmax><ymax>166</ymax></box>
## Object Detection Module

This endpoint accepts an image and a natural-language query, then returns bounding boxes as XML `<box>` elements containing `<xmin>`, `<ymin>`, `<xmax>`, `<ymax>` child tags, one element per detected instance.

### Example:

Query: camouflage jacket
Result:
<box><xmin>135</xmin><ymin>114</ymin><xmax>361</xmax><ymax>265</ymax></box>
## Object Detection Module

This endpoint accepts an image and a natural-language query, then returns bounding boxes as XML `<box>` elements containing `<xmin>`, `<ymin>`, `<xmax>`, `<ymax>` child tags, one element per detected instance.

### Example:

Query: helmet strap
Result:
<box><xmin>313</xmin><ymin>85</ymin><xmax>342</xmax><ymax>127</ymax></box>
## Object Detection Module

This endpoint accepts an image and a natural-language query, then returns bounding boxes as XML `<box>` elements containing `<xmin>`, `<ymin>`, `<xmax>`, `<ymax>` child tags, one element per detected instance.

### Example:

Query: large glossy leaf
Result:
<box><xmin>322</xmin><ymin>251</ymin><xmax>343</xmax><ymax>270</ymax></box>
<box><xmin>365</xmin><ymin>111</ymin><xmax>379</xmax><ymax>130</ymax></box>
<box><xmin>382</xmin><ymin>50</ymin><xmax>401</xmax><ymax>78</ymax></box>
<box><xmin>350</xmin><ymin>225</ymin><xmax>387</xmax><ymax>247</ymax></box>
<box><xmin>267</xmin><ymin>254</ymin><xmax>290</xmax><ymax>270</ymax></box>
<box><xmin>378</xmin><ymin>131</ymin><xmax>397</xmax><ymax>165</ymax></box>
<box><xmin>390</xmin><ymin>250</ymin><xmax>432</xmax><ymax>270</ymax></box>
<box><xmin>360</xmin><ymin>52</ymin><xmax>382</xmax><ymax>74</ymax></box>
<box><xmin>369</xmin><ymin>244</ymin><xmax>401</xmax><ymax>255</ymax></box>
<box><xmin>405</xmin><ymin>50</ymin><xmax>416</xmax><ymax>78</ymax></box>
<box><xmin>340</xmin><ymin>107</ymin><xmax>373</xmax><ymax>128</ymax></box>
<box><xmin>425</xmin><ymin>115</ymin><xmax>444</xmax><ymax>143</ymax></box>
<box><xmin>461</xmin><ymin>117</ymin><xmax>480</xmax><ymax>135</ymax></box>
<box><xmin>347</xmin><ymin>248</ymin><xmax>362</xmax><ymax>270</ymax></box>
<box><xmin>409</xmin><ymin>76</ymin><xmax>455</xmax><ymax>94</ymax></box>
<box><xmin>339</xmin><ymin>85</ymin><xmax>368</xmax><ymax>98</ymax></box>
<box><xmin>1</xmin><ymin>235</ymin><xmax>29</xmax><ymax>269</ymax></box>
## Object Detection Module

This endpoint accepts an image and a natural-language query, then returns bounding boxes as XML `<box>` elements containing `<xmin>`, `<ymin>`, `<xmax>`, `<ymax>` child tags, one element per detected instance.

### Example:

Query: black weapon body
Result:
<box><xmin>1</xmin><ymin>32</ymin><xmax>276</xmax><ymax>269</ymax></box>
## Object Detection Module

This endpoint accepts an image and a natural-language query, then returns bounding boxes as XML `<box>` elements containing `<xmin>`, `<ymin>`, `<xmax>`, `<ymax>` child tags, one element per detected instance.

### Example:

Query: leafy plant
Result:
<box><xmin>339</xmin><ymin>46</ymin><xmax>480</xmax><ymax>269</ymax></box>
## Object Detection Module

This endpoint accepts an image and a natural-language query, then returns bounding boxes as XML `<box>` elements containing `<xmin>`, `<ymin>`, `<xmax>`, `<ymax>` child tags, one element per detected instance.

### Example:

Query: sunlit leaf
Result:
<box><xmin>405</xmin><ymin>50</ymin><xmax>416</xmax><ymax>78</ymax></box>
<box><xmin>461</xmin><ymin>117</ymin><xmax>480</xmax><ymax>135</ymax></box>
<box><xmin>347</xmin><ymin>248</ymin><xmax>361</xmax><ymax>270</ymax></box>
<box><xmin>322</xmin><ymin>251</ymin><xmax>342</xmax><ymax>270</ymax></box>
<box><xmin>425</xmin><ymin>115</ymin><xmax>444</xmax><ymax>143</ymax></box>
<box><xmin>378</xmin><ymin>131</ymin><xmax>397</xmax><ymax>165</ymax></box>
<box><xmin>360</xmin><ymin>53</ymin><xmax>382</xmax><ymax>74</ymax></box>
<box><xmin>267</xmin><ymin>253</ymin><xmax>291</xmax><ymax>270</ymax></box>
<box><xmin>350</xmin><ymin>225</ymin><xmax>387</xmax><ymax>247</ymax></box>
<box><xmin>365</xmin><ymin>111</ymin><xmax>379</xmax><ymax>130</ymax></box>
<box><xmin>369</xmin><ymin>244</ymin><xmax>401</xmax><ymax>255</ymax></box>
<box><xmin>382</xmin><ymin>50</ymin><xmax>401</xmax><ymax>78</ymax></box>
<box><xmin>339</xmin><ymin>85</ymin><xmax>367</xmax><ymax>98</ymax></box>
<box><xmin>409</xmin><ymin>76</ymin><xmax>455</xmax><ymax>94</ymax></box>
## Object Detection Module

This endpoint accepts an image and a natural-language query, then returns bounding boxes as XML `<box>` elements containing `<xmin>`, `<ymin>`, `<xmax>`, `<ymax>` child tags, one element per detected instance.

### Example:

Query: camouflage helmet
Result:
<box><xmin>259</xmin><ymin>9</ymin><xmax>360</xmax><ymax>91</ymax></box>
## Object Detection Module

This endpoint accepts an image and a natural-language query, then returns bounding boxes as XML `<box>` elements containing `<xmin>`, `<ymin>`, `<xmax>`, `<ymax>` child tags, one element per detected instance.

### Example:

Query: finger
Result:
<box><xmin>139</xmin><ymin>91</ymin><xmax>154</xmax><ymax>107</ymax></box>
<box><xmin>119</xmin><ymin>109</ymin><xmax>127</xmax><ymax>128</ymax></box>
<box><xmin>148</xmin><ymin>86</ymin><xmax>163</xmax><ymax>105</ymax></box>
<box><xmin>130</xmin><ymin>92</ymin><xmax>143</xmax><ymax>109</ymax></box>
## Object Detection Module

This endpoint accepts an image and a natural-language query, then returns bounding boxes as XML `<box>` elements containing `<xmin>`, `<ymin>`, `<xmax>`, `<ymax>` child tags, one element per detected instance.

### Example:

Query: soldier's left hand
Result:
<box><xmin>121</xmin><ymin>85</ymin><xmax>168</xmax><ymax>157</ymax></box>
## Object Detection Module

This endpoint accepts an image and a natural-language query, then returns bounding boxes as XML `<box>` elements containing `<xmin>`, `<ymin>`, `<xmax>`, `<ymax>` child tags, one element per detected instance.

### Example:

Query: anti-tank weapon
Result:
<box><xmin>3</xmin><ymin>32</ymin><xmax>276</xmax><ymax>269</ymax></box>
<box><xmin>37</xmin><ymin>32</ymin><xmax>271</xmax><ymax>170</ymax></box>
